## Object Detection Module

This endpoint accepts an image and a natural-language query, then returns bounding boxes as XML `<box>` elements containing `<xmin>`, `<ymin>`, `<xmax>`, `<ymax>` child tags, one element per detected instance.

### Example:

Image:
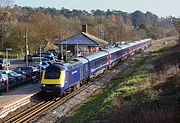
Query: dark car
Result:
<box><xmin>0</xmin><ymin>70</ymin><xmax>17</xmax><ymax>89</ymax></box>
<box><xmin>33</xmin><ymin>52</ymin><xmax>46</xmax><ymax>57</ymax></box>
<box><xmin>44</xmin><ymin>56</ymin><xmax>56</xmax><ymax>62</ymax></box>
<box><xmin>0</xmin><ymin>72</ymin><xmax>7</xmax><ymax>92</ymax></box>
<box><xmin>8</xmin><ymin>70</ymin><xmax>26</xmax><ymax>82</ymax></box>
<box><xmin>13</xmin><ymin>66</ymin><xmax>38</xmax><ymax>82</ymax></box>
<box><xmin>48</xmin><ymin>49</ymin><xmax>58</xmax><ymax>55</ymax></box>
<box><xmin>0</xmin><ymin>63</ymin><xmax>3</xmax><ymax>70</ymax></box>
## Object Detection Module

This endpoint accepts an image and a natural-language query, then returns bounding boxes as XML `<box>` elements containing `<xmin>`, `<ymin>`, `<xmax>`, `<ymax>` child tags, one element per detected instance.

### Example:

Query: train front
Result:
<box><xmin>41</xmin><ymin>64</ymin><xmax>66</xmax><ymax>96</ymax></box>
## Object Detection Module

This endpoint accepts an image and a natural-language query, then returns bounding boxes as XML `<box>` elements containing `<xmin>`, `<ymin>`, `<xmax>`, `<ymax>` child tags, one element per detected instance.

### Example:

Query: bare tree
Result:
<box><xmin>0</xmin><ymin>0</ymin><xmax>14</xmax><ymax>7</ymax></box>
<box><xmin>174</xmin><ymin>20</ymin><xmax>180</xmax><ymax>41</ymax></box>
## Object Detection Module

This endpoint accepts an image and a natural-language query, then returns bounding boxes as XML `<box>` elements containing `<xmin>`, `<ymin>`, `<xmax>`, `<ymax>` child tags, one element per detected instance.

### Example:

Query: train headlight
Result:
<box><xmin>41</xmin><ymin>84</ymin><xmax>46</xmax><ymax>87</ymax></box>
<box><xmin>55</xmin><ymin>84</ymin><xmax>61</xmax><ymax>88</ymax></box>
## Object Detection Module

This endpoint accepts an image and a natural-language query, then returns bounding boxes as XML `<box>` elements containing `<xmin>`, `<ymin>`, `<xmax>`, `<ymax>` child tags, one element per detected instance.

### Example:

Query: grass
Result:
<box><xmin>64</xmin><ymin>56</ymin><xmax>151</xmax><ymax>123</ymax></box>
<box><xmin>63</xmin><ymin>39</ymin><xmax>180</xmax><ymax>123</ymax></box>
<box><xmin>0</xmin><ymin>52</ymin><xmax>4</xmax><ymax>57</ymax></box>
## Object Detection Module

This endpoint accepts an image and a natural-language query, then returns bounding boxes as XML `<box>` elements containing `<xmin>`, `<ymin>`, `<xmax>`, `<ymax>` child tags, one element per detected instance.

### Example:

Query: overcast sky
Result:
<box><xmin>14</xmin><ymin>0</ymin><xmax>180</xmax><ymax>17</ymax></box>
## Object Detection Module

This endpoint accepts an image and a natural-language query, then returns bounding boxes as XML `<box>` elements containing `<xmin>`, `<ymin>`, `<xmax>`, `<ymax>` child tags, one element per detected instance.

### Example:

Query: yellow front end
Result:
<box><xmin>41</xmin><ymin>70</ymin><xmax>65</xmax><ymax>86</ymax></box>
<box><xmin>41</xmin><ymin>70</ymin><xmax>66</xmax><ymax>95</ymax></box>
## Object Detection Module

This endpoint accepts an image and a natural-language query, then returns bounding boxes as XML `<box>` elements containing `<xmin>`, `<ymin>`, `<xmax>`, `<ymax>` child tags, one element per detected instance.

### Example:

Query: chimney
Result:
<box><xmin>82</xmin><ymin>25</ymin><xmax>87</xmax><ymax>33</ymax></box>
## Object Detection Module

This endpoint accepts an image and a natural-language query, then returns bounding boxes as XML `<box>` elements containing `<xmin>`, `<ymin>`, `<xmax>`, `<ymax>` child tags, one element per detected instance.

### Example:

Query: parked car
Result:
<box><xmin>44</xmin><ymin>56</ymin><xmax>56</xmax><ymax>62</ymax></box>
<box><xmin>48</xmin><ymin>49</ymin><xmax>58</xmax><ymax>56</ymax></box>
<box><xmin>33</xmin><ymin>52</ymin><xmax>46</xmax><ymax>57</ymax></box>
<box><xmin>8</xmin><ymin>70</ymin><xmax>26</xmax><ymax>82</ymax></box>
<box><xmin>0</xmin><ymin>70</ymin><xmax>17</xmax><ymax>88</ymax></box>
<box><xmin>13</xmin><ymin>66</ymin><xmax>38</xmax><ymax>82</ymax></box>
<box><xmin>0</xmin><ymin>72</ymin><xmax>8</xmax><ymax>92</ymax></box>
<box><xmin>44</xmin><ymin>52</ymin><xmax>54</xmax><ymax>58</ymax></box>
<box><xmin>33</xmin><ymin>61</ymin><xmax>50</xmax><ymax>70</ymax></box>
<box><xmin>0</xmin><ymin>58</ymin><xmax>10</xmax><ymax>70</ymax></box>
<box><xmin>0</xmin><ymin>71</ymin><xmax>8</xmax><ymax>83</ymax></box>
<box><xmin>0</xmin><ymin>63</ymin><xmax>4</xmax><ymax>70</ymax></box>
<box><xmin>46</xmin><ymin>60</ymin><xmax>54</xmax><ymax>65</ymax></box>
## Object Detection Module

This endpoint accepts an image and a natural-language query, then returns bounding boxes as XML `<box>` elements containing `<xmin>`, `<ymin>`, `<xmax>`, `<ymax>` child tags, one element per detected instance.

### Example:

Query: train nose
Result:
<box><xmin>41</xmin><ymin>84</ymin><xmax>62</xmax><ymax>95</ymax></box>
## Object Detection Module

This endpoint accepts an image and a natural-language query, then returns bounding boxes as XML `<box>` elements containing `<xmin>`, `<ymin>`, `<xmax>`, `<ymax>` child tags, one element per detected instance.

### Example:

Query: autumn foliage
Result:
<box><xmin>0</xmin><ymin>6</ymin><xmax>178</xmax><ymax>56</ymax></box>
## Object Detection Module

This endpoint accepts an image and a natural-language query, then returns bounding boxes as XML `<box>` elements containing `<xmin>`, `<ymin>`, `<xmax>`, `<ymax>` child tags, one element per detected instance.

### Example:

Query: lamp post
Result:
<box><xmin>6</xmin><ymin>49</ymin><xmax>8</xmax><ymax>60</ymax></box>
<box><xmin>23</xmin><ymin>29</ymin><xmax>28</xmax><ymax>67</ymax></box>
<box><xmin>5</xmin><ymin>48</ymin><xmax>12</xmax><ymax>70</ymax></box>
<box><xmin>5</xmin><ymin>48</ymin><xmax>12</xmax><ymax>92</ymax></box>
<box><xmin>61</xmin><ymin>43</ymin><xmax>63</xmax><ymax>60</ymax></box>
<box><xmin>39</xmin><ymin>44</ymin><xmax>45</xmax><ymax>79</ymax></box>
<box><xmin>61</xmin><ymin>37</ymin><xmax>65</xmax><ymax>60</ymax></box>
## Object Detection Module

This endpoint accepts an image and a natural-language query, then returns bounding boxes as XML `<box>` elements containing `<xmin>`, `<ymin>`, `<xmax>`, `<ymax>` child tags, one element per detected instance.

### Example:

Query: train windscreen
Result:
<box><xmin>45</xmin><ymin>70</ymin><xmax>60</xmax><ymax>79</ymax></box>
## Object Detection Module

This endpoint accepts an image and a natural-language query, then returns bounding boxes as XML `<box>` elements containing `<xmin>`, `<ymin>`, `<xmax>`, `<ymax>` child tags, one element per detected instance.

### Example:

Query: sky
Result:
<box><xmin>14</xmin><ymin>0</ymin><xmax>180</xmax><ymax>17</ymax></box>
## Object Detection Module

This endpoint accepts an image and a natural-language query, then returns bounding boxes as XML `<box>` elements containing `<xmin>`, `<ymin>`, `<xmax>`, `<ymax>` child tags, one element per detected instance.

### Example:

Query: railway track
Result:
<box><xmin>3</xmin><ymin>82</ymin><xmax>93</xmax><ymax>123</ymax></box>
<box><xmin>3</xmin><ymin>57</ymin><xmax>146</xmax><ymax>123</ymax></box>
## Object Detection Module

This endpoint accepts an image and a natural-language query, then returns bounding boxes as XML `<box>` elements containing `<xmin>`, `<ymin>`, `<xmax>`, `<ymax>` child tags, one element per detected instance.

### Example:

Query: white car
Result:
<box><xmin>0</xmin><ymin>71</ymin><xmax>8</xmax><ymax>83</ymax></box>
<box><xmin>0</xmin><ymin>58</ymin><xmax>10</xmax><ymax>70</ymax></box>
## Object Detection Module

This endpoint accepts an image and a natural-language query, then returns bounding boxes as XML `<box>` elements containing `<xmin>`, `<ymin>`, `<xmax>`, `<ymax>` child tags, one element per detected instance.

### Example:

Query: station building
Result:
<box><xmin>56</xmin><ymin>30</ymin><xmax>108</xmax><ymax>57</ymax></box>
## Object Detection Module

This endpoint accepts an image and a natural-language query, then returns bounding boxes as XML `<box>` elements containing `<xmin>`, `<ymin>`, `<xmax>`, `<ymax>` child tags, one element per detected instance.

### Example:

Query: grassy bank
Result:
<box><xmin>64</xmin><ymin>55</ymin><xmax>152</xmax><ymax>123</ymax></box>
<box><xmin>64</xmin><ymin>39</ymin><xmax>180</xmax><ymax>123</ymax></box>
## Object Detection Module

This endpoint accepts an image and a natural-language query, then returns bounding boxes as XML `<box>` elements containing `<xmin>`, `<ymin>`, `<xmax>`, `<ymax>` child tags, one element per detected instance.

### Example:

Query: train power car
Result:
<box><xmin>41</xmin><ymin>60</ymin><xmax>84</xmax><ymax>95</ymax></box>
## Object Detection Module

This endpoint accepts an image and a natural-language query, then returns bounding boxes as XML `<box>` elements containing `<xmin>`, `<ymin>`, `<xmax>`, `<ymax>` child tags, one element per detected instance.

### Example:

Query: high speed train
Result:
<box><xmin>41</xmin><ymin>38</ymin><xmax>152</xmax><ymax>95</ymax></box>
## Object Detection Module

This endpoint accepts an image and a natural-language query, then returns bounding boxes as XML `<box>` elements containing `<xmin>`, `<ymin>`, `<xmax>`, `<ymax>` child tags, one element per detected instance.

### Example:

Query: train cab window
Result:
<box><xmin>45</xmin><ymin>70</ymin><xmax>60</xmax><ymax>79</ymax></box>
<box><xmin>65</xmin><ymin>74</ymin><xmax>68</xmax><ymax>81</ymax></box>
<box><xmin>85</xmin><ymin>64</ymin><xmax>88</xmax><ymax>71</ymax></box>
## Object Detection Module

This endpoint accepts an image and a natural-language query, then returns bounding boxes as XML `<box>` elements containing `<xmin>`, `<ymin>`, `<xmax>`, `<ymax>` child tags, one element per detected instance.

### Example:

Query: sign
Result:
<box><xmin>6</xmin><ymin>48</ymin><xmax>12</xmax><ymax>51</ymax></box>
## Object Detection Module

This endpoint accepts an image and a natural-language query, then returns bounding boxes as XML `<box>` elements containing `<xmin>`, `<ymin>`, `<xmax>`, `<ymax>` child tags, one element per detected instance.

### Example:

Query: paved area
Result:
<box><xmin>9</xmin><ymin>58</ymin><xmax>39</xmax><ymax>70</ymax></box>
<box><xmin>0</xmin><ymin>83</ymin><xmax>40</xmax><ymax>118</ymax></box>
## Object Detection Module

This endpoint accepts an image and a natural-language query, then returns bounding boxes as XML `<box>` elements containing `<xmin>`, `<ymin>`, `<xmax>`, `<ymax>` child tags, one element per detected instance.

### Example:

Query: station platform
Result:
<box><xmin>0</xmin><ymin>83</ymin><xmax>40</xmax><ymax>118</ymax></box>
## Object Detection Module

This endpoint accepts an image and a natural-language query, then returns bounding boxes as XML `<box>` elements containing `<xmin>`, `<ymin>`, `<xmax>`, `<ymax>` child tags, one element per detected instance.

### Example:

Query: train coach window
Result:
<box><xmin>45</xmin><ymin>71</ymin><xmax>60</xmax><ymax>79</ymax></box>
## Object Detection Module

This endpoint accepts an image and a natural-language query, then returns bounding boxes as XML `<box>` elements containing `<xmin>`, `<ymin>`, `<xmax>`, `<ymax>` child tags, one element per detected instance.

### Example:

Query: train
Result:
<box><xmin>41</xmin><ymin>38</ymin><xmax>152</xmax><ymax>96</ymax></box>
